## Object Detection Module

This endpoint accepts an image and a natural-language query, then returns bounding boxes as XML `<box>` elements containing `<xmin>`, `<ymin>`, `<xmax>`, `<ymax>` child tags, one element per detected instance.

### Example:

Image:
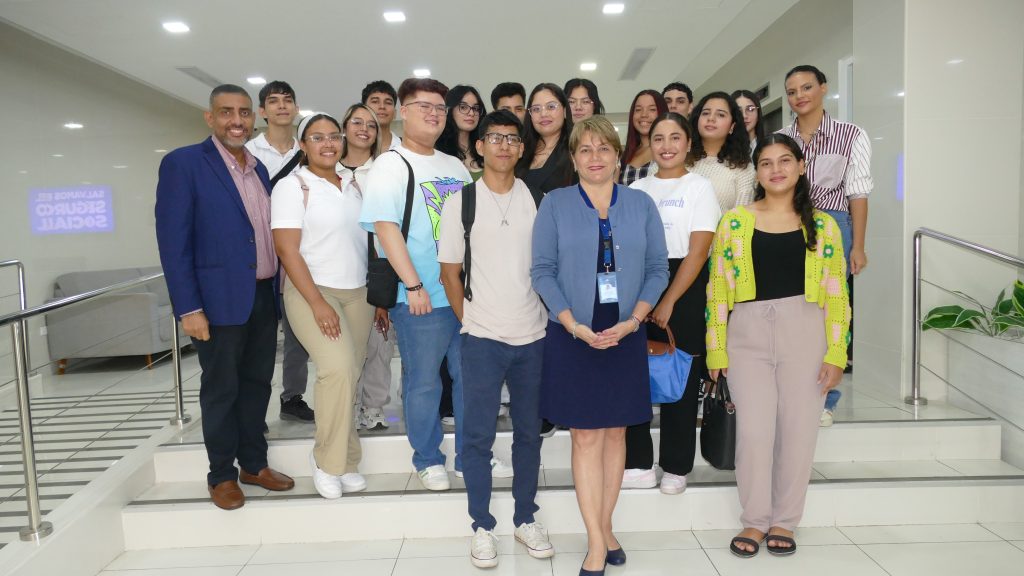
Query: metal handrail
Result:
<box><xmin>910</xmin><ymin>228</ymin><xmax>1024</xmax><ymax>406</ymax></box>
<box><xmin>0</xmin><ymin>268</ymin><xmax>190</xmax><ymax>543</ymax></box>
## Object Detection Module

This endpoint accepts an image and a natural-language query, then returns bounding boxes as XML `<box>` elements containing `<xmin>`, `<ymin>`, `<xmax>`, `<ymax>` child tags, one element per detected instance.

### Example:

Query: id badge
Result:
<box><xmin>597</xmin><ymin>272</ymin><xmax>619</xmax><ymax>304</ymax></box>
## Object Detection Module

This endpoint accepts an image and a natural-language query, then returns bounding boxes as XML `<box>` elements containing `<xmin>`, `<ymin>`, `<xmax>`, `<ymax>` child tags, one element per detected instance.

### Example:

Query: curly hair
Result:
<box><xmin>687</xmin><ymin>91</ymin><xmax>751</xmax><ymax>169</ymax></box>
<box><xmin>752</xmin><ymin>133</ymin><xmax>817</xmax><ymax>251</ymax></box>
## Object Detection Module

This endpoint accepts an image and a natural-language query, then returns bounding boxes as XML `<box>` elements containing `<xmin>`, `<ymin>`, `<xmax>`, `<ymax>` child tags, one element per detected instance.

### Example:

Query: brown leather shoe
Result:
<box><xmin>238</xmin><ymin>467</ymin><xmax>295</xmax><ymax>491</ymax></box>
<box><xmin>208</xmin><ymin>480</ymin><xmax>245</xmax><ymax>510</ymax></box>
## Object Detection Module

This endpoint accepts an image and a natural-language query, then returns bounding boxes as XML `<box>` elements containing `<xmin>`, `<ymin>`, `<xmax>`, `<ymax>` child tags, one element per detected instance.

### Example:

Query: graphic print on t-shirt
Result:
<box><xmin>420</xmin><ymin>177</ymin><xmax>467</xmax><ymax>246</ymax></box>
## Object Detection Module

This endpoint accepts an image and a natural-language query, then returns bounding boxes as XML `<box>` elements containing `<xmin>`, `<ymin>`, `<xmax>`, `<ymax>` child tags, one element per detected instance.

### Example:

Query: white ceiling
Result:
<box><xmin>0</xmin><ymin>0</ymin><xmax>798</xmax><ymax>114</ymax></box>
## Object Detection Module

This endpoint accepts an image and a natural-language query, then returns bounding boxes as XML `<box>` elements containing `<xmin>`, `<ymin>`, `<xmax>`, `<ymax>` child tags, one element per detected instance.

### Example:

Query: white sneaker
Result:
<box><xmin>497</xmin><ymin>403</ymin><xmax>510</xmax><ymax>418</ymax></box>
<box><xmin>454</xmin><ymin>458</ymin><xmax>515</xmax><ymax>479</ymax></box>
<box><xmin>652</xmin><ymin>404</ymin><xmax>661</xmax><ymax>415</ymax></box>
<box><xmin>361</xmin><ymin>406</ymin><xmax>389</xmax><ymax>430</ymax></box>
<box><xmin>660</xmin><ymin>471</ymin><xmax>687</xmax><ymax>495</ymax></box>
<box><xmin>309</xmin><ymin>451</ymin><xmax>342</xmax><ymax>499</ymax></box>
<box><xmin>441</xmin><ymin>415</ymin><xmax>456</xmax><ymax>428</ymax></box>
<box><xmin>470</xmin><ymin>527</ymin><xmax>499</xmax><ymax>568</ymax></box>
<box><xmin>417</xmin><ymin>464</ymin><xmax>451</xmax><ymax>491</ymax></box>
<box><xmin>514</xmin><ymin>521</ymin><xmax>555</xmax><ymax>559</ymax></box>
<box><xmin>820</xmin><ymin>409</ymin><xmax>834</xmax><ymax>427</ymax></box>
<box><xmin>340</xmin><ymin>472</ymin><xmax>367</xmax><ymax>493</ymax></box>
<box><xmin>621</xmin><ymin>467</ymin><xmax>657</xmax><ymax>489</ymax></box>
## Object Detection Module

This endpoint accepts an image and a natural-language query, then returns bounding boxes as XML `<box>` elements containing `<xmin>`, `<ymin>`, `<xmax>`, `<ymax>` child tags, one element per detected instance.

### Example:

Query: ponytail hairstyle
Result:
<box><xmin>752</xmin><ymin>133</ymin><xmax>817</xmax><ymax>251</ymax></box>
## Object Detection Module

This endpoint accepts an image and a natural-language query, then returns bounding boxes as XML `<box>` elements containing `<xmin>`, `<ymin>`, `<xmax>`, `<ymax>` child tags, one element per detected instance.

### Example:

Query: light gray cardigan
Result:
<box><xmin>531</xmin><ymin>184</ymin><xmax>669</xmax><ymax>326</ymax></box>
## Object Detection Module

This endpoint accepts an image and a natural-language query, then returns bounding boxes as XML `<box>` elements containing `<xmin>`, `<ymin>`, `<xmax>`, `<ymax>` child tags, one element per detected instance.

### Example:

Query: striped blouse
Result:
<box><xmin>619</xmin><ymin>160</ymin><xmax>656</xmax><ymax>187</ymax></box>
<box><xmin>778</xmin><ymin>111</ymin><xmax>873</xmax><ymax>212</ymax></box>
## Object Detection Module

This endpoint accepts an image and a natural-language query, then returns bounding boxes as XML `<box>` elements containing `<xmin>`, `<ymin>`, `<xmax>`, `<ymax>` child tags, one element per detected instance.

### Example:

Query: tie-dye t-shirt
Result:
<box><xmin>360</xmin><ymin>145</ymin><xmax>471</xmax><ymax>308</ymax></box>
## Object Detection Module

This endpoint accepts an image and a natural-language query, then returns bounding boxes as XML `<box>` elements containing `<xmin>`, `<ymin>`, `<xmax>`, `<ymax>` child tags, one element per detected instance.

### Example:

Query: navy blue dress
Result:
<box><xmin>540</xmin><ymin>194</ymin><xmax>652</xmax><ymax>429</ymax></box>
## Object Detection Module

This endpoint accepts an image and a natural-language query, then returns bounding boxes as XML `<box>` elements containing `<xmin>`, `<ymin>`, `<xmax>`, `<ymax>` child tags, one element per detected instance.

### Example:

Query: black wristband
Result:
<box><xmin>405</xmin><ymin>282</ymin><xmax>424</xmax><ymax>292</ymax></box>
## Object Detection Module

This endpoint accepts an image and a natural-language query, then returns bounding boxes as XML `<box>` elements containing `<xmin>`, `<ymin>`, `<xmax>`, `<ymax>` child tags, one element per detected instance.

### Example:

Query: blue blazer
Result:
<box><xmin>531</xmin><ymin>184</ymin><xmax>669</xmax><ymax>327</ymax></box>
<box><xmin>155</xmin><ymin>137</ymin><xmax>274</xmax><ymax>326</ymax></box>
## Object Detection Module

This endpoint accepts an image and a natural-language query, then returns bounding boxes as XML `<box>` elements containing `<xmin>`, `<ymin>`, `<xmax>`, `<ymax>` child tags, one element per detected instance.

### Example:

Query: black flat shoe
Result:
<box><xmin>729</xmin><ymin>536</ymin><xmax>761</xmax><ymax>558</ymax></box>
<box><xmin>579</xmin><ymin>554</ymin><xmax>605</xmax><ymax>576</ymax></box>
<box><xmin>605</xmin><ymin>547</ymin><xmax>627</xmax><ymax>565</ymax></box>
<box><xmin>766</xmin><ymin>534</ymin><xmax>797</xmax><ymax>556</ymax></box>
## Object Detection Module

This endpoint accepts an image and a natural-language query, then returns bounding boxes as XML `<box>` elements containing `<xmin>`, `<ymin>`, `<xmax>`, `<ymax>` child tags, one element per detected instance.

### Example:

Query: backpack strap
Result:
<box><xmin>369</xmin><ymin>151</ymin><xmax>417</xmax><ymax>264</ymax></box>
<box><xmin>269</xmin><ymin>151</ymin><xmax>302</xmax><ymax>190</ymax></box>
<box><xmin>460</xmin><ymin>182</ymin><xmax>477</xmax><ymax>302</ymax></box>
<box><xmin>293</xmin><ymin>172</ymin><xmax>310</xmax><ymax>208</ymax></box>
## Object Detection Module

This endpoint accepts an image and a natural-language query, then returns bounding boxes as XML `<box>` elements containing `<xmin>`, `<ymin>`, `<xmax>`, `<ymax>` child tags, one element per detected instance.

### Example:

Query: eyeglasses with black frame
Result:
<box><xmin>481</xmin><ymin>132</ymin><xmax>523</xmax><ymax>147</ymax></box>
<box><xmin>456</xmin><ymin>102</ymin><xmax>484</xmax><ymax>116</ymax></box>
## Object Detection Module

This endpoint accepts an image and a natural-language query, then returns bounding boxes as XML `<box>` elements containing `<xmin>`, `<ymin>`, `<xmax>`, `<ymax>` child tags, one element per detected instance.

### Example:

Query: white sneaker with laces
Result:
<box><xmin>340</xmin><ymin>472</ymin><xmax>367</xmax><ymax>493</ymax></box>
<box><xmin>514</xmin><ymin>521</ymin><xmax>555</xmax><ymax>559</ymax></box>
<box><xmin>820</xmin><ymin>409</ymin><xmax>834</xmax><ymax>427</ymax></box>
<box><xmin>417</xmin><ymin>464</ymin><xmax>451</xmax><ymax>491</ymax></box>
<box><xmin>361</xmin><ymin>406</ymin><xmax>389</xmax><ymax>430</ymax></box>
<box><xmin>455</xmin><ymin>458</ymin><xmax>515</xmax><ymax>479</ymax></box>
<box><xmin>309</xmin><ymin>451</ymin><xmax>342</xmax><ymax>499</ymax></box>
<box><xmin>470</xmin><ymin>527</ymin><xmax>499</xmax><ymax>568</ymax></box>
<box><xmin>660</xmin><ymin>471</ymin><xmax>687</xmax><ymax>495</ymax></box>
<box><xmin>621</xmin><ymin>467</ymin><xmax>657</xmax><ymax>489</ymax></box>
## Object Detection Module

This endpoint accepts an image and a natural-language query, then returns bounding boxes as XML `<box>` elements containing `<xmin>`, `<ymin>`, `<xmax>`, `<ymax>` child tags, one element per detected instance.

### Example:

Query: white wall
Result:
<box><xmin>0</xmin><ymin>22</ymin><xmax>208</xmax><ymax>373</ymax></box>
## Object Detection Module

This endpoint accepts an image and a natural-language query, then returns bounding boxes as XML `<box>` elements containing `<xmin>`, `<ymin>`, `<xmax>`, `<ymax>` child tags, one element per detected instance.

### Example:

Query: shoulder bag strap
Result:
<box><xmin>269</xmin><ymin>152</ymin><xmax>303</xmax><ymax>190</ymax></box>
<box><xmin>368</xmin><ymin>151</ymin><xmax>416</xmax><ymax>262</ymax></box>
<box><xmin>460</xmin><ymin>182</ymin><xmax>477</xmax><ymax>302</ymax></box>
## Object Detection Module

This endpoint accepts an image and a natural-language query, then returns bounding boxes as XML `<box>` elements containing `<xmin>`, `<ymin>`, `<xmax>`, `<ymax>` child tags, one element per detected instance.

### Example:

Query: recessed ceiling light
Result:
<box><xmin>52</xmin><ymin>154</ymin><xmax>64</xmax><ymax>158</ymax></box>
<box><xmin>580</xmin><ymin>62</ymin><xmax>597</xmax><ymax>72</ymax></box>
<box><xmin>299</xmin><ymin>109</ymin><xmax>314</xmax><ymax>117</ymax></box>
<box><xmin>154</xmin><ymin>149</ymin><xmax>168</xmax><ymax>153</ymax></box>
<box><xmin>162</xmin><ymin>21</ymin><xmax>190</xmax><ymax>34</ymax></box>
<box><xmin>896</xmin><ymin>91</ymin><xmax>905</xmax><ymax>97</ymax></box>
<box><xmin>873</xmin><ymin>137</ymin><xmax>884</xmax><ymax>140</ymax></box>
<box><xmin>413</xmin><ymin>68</ymin><xmax>430</xmax><ymax>78</ymax></box>
<box><xmin>947</xmin><ymin>58</ymin><xmax>964</xmax><ymax>65</ymax></box>
<box><xmin>247</xmin><ymin>76</ymin><xmax>267</xmax><ymax>85</ymax></box>
<box><xmin>832</xmin><ymin>94</ymin><xmax>841</xmax><ymax>99</ymax></box>
<box><xmin>63</xmin><ymin>122</ymin><xmax>84</xmax><ymax>129</ymax></box>
<box><xmin>383</xmin><ymin>11</ymin><xmax>406</xmax><ymax>22</ymax></box>
<box><xmin>113</xmin><ymin>165</ymin><xmax>128</xmax><ymax>169</ymax></box>
<box><xmin>603</xmin><ymin>3</ymin><xmax>625</xmax><ymax>14</ymax></box>
<box><xmin>18</xmin><ymin>170</ymin><xmax>28</xmax><ymax>174</ymax></box>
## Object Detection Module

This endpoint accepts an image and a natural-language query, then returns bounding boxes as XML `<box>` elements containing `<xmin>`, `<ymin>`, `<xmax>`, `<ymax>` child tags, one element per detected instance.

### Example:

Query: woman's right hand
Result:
<box><xmin>707</xmin><ymin>368</ymin><xmax>728</xmax><ymax>389</ymax></box>
<box><xmin>650</xmin><ymin>301</ymin><xmax>673</xmax><ymax>329</ymax></box>
<box><xmin>311</xmin><ymin>299</ymin><xmax>341</xmax><ymax>340</ymax></box>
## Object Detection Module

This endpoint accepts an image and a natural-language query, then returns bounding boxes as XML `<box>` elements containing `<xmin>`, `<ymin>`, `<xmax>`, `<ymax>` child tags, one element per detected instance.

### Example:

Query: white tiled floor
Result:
<box><xmin>99</xmin><ymin>524</ymin><xmax>1024</xmax><ymax>575</ymax></box>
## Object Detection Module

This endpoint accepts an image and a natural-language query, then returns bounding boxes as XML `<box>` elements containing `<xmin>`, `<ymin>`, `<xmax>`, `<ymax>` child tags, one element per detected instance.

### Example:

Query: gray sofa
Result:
<box><xmin>45</xmin><ymin>266</ymin><xmax>189</xmax><ymax>373</ymax></box>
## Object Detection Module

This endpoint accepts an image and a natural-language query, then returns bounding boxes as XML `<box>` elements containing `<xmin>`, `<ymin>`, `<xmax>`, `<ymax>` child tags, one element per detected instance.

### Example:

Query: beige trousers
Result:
<box><xmin>284</xmin><ymin>282</ymin><xmax>373</xmax><ymax>475</ymax></box>
<box><xmin>726</xmin><ymin>295</ymin><xmax>827</xmax><ymax>532</ymax></box>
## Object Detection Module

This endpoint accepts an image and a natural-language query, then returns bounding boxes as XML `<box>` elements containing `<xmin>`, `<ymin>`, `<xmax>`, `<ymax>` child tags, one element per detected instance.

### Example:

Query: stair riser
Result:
<box><xmin>153</xmin><ymin>422</ymin><xmax>1002</xmax><ymax>482</ymax></box>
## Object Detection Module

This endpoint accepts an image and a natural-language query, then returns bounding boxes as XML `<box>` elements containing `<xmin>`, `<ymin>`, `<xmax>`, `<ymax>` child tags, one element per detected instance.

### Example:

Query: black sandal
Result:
<box><xmin>729</xmin><ymin>536</ymin><xmax>761</xmax><ymax>558</ymax></box>
<box><xmin>766</xmin><ymin>534</ymin><xmax>797</xmax><ymax>556</ymax></box>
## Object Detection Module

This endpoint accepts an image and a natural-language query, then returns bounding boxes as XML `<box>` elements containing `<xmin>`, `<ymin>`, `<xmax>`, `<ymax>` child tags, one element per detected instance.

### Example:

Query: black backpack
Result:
<box><xmin>460</xmin><ymin>183</ymin><xmax>543</xmax><ymax>301</ymax></box>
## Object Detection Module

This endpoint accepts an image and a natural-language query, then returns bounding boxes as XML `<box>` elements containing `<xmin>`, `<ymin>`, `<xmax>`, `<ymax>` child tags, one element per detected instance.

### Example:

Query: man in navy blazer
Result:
<box><xmin>156</xmin><ymin>84</ymin><xmax>294</xmax><ymax>510</ymax></box>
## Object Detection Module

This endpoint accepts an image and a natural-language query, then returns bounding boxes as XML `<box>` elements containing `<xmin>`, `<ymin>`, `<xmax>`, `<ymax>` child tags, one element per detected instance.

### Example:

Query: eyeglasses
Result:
<box><xmin>456</xmin><ymin>102</ymin><xmax>484</xmax><ymax>116</ymax></box>
<box><xmin>405</xmin><ymin>101</ymin><xmax>449</xmax><ymax>116</ymax></box>
<box><xmin>528</xmin><ymin>102</ymin><xmax>561</xmax><ymax>116</ymax></box>
<box><xmin>348</xmin><ymin>118</ymin><xmax>378</xmax><ymax>131</ymax></box>
<box><xmin>568</xmin><ymin>98</ymin><xmax>593</xmax><ymax>108</ymax></box>
<box><xmin>305</xmin><ymin>133</ymin><xmax>342</xmax><ymax>144</ymax></box>
<box><xmin>481</xmin><ymin>132</ymin><xmax>523</xmax><ymax>146</ymax></box>
<box><xmin>742</xmin><ymin>105</ymin><xmax>759</xmax><ymax>114</ymax></box>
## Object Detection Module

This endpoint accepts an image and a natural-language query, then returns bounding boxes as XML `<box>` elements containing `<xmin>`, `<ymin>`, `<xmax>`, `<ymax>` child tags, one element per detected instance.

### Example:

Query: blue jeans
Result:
<box><xmin>822</xmin><ymin>209</ymin><xmax>853</xmax><ymax>274</ymax></box>
<box><xmin>462</xmin><ymin>334</ymin><xmax>543</xmax><ymax>531</ymax></box>
<box><xmin>824</xmin><ymin>388</ymin><xmax>842</xmax><ymax>412</ymax></box>
<box><xmin>390</xmin><ymin>304</ymin><xmax>463</xmax><ymax>471</ymax></box>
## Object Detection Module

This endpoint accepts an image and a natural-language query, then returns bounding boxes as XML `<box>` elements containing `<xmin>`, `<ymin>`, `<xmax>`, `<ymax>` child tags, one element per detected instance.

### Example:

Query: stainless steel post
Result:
<box><xmin>169</xmin><ymin>318</ymin><xmax>191</xmax><ymax>426</ymax></box>
<box><xmin>12</xmin><ymin>321</ymin><xmax>53</xmax><ymax>541</ymax></box>
<box><xmin>905</xmin><ymin>230</ymin><xmax>928</xmax><ymax>406</ymax></box>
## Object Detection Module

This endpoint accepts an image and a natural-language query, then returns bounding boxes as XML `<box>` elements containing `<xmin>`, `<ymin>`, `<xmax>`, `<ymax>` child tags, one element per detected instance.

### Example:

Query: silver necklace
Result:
<box><xmin>488</xmin><ymin>187</ymin><xmax>514</xmax><ymax>226</ymax></box>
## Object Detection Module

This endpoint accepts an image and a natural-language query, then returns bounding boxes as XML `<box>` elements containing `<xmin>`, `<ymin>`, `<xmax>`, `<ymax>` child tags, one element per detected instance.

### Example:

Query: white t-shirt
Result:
<box><xmin>271</xmin><ymin>166</ymin><xmax>368</xmax><ymax>289</ymax></box>
<box><xmin>437</xmin><ymin>179</ymin><xmax>547</xmax><ymax>345</ymax></box>
<box><xmin>359</xmin><ymin>145</ymin><xmax>471</xmax><ymax>307</ymax></box>
<box><xmin>632</xmin><ymin>172</ymin><xmax>721</xmax><ymax>259</ymax></box>
<box><xmin>246</xmin><ymin>132</ymin><xmax>300</xmax><ymax>179</ymax></box>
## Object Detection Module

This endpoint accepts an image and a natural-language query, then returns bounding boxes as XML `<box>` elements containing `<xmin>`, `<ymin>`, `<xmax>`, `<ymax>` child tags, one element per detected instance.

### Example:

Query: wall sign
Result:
<box><xmin>30</xmin><ymin>185</ymin><xmax>115</xmax><ymax>235</ymax></box>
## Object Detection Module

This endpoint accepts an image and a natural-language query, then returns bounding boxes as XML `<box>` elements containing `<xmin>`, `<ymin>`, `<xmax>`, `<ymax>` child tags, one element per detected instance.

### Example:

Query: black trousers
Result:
<box><xmin>193</xmin><ymin>279</ymin><xmax>277</xmax><ymax>486</ymax></box>
<box><xmin>625</xmin><ymin>258</ymin><xmax>708</xmax><ymax>475</ymax></box>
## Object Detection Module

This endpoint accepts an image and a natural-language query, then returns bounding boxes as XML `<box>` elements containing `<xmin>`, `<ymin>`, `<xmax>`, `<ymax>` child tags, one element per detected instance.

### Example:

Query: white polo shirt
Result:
<box><xmin>271</xmin><ymin>166</ymin><xmax>368</xmax><ymax>289</ymax></box>
<box><xmin>632</xmin><ymin>172</ymin><xmax>721</xmax><ymax>259</ymax></box>
<box><xmin>246</xmin><ymin>132</ymin><xmax>300</xmax><ymax>179</ymax></box>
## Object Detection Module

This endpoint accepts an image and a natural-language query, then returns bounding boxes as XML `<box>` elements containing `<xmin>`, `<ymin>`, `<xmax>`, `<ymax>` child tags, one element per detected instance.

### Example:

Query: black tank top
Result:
<box><xmin>752</xmin><ymin>228</ymin><xmax>805</xmax><ymax>301</ymax></box>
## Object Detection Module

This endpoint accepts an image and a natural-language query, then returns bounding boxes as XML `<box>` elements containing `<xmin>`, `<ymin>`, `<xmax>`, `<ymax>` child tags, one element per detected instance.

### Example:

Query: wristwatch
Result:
<box><xmin>405</xmin><ymin>282</ymin><xmax>424</xmax><ymax>292</ymax></box>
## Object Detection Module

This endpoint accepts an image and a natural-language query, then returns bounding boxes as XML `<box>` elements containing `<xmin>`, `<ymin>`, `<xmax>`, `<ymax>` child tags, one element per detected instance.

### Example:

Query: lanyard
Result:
<box><xmin>600</xmin><ymin>219</ymin><xmax>613</xmax><ymax>272</ymax></box>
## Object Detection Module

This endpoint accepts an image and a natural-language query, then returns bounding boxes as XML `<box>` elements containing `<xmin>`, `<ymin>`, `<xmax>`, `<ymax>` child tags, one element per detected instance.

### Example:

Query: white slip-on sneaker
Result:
<box><xmin>361</xmin><ymin>406</ymin><xmax>389</xmax><ymax>430</ymax></box>
<box><xmin>660</xmin><ymin>471</ymin><xmax>688</xmax><ymax>495</ymax></box>
<box><xmin>417</xmin><ymin>464</ymin><xmax>451</xmax><ymax>491</ymax></box>
<box><xmin>514</xmin><ymin>521</ymin><xmax>555</xmax><ymax>559</ymax></box>
<box><xmin>340</xmin><ymin>472</ymin><xmax>367</xmax><ymax>493</ymax></box>
<box><xmin>470</xmin><ymin>527</ymin><xmax>499</xmax><ymax>568</ymax></box>
<box><xmin>455</xmin><ymin>458</ymin><xmax>515</xmax><ymax>479</ymax></box>
<box><xmin>621</xmin><ymin>467</ymin><xmax>657</xmax><ymax>489</ymax></box>
<box><xmin>309</xmin><ymin>451</ymin><xmax>342</xmax><ymax>499</ymax></box>
<box><xmin>820</xmin><ymin>409</ymin><xmax>834</xmax><ymax>427</ymax></box>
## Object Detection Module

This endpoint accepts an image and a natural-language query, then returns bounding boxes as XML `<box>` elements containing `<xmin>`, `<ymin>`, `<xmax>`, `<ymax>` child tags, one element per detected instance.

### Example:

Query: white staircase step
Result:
<box><xmin>152</xmin><ymin>419</ymin><xmax>1003</xmax><ymax>482</ymax></box>
<box><xmin>122</xmin><ymin>460</ymin><xmax>1024</xmax><ymax>549</ymax></box>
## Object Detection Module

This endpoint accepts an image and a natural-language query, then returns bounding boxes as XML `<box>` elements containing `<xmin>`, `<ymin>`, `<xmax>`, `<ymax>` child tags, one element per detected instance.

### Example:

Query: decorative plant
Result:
<box><xmin>922</xmin><ymin>280</ymin><xmax>1024</xmax><ymax>338</ymax></box>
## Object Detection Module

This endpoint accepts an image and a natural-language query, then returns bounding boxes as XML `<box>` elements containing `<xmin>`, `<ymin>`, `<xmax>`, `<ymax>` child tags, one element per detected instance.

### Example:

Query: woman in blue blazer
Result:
<box><xmin>531</xmin><ymin>116</ymin><xmax>668</xmax><ymax>575</ymax></box>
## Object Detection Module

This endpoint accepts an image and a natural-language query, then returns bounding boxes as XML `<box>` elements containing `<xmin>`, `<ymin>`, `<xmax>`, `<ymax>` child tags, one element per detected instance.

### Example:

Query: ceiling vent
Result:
<box><xmin>618</xmin><ymin>48</ymin><xmax>655</xmax><ymax>81</ymax></box>
<box><xmin>176</xmin><ymin>66</ymin><xmax>224</xmax><ymax>89</ymax></box>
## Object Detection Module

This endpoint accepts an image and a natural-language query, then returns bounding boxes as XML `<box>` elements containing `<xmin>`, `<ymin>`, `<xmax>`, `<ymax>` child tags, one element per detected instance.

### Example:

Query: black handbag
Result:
<box><xmin>700</xmin><ymin>374</ymin><xmax>737</xmax><ymax>470</ymax></box>
<box><xmin>366</xmin><ymin>152</ymin><xmax>415</xmax><ymax>309</ymax></box>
